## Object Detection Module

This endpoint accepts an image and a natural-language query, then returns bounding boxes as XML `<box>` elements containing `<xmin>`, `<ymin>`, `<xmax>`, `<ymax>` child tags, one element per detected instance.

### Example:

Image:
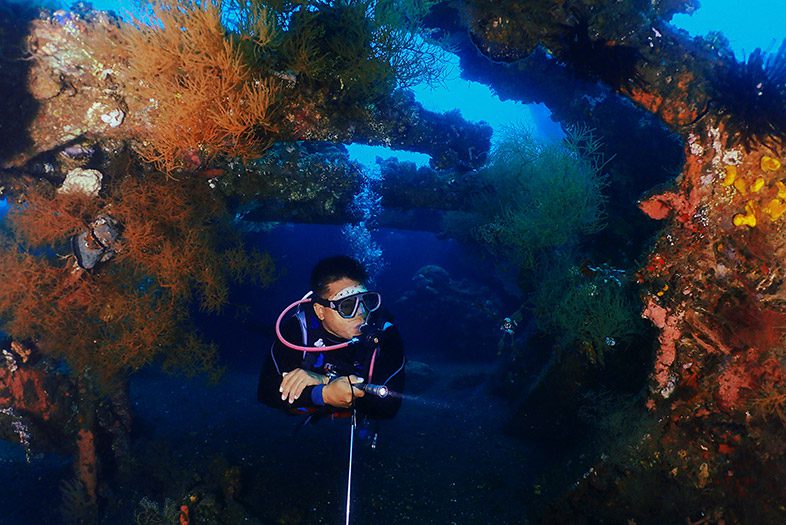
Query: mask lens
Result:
<box><xmin>332</xmin><ymin>292</ymin><xmax>381</xmax><ymax>318</ymax></box>
<box><xmin>336</xmin><ymin>296</ymin><xmax>360</xmax><ymax>318</ymax></box>
<box><xmin>361</xmin><ymin>292</ymin><xmax>381</xmax><ymax>312</ymax></box>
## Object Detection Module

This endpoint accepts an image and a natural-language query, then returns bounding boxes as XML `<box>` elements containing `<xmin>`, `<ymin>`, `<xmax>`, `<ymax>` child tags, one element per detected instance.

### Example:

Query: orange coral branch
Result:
<box><xmin>122</xmin><ymin>0</ymin><xmax>279</xmax><ymax>173</ymax></box>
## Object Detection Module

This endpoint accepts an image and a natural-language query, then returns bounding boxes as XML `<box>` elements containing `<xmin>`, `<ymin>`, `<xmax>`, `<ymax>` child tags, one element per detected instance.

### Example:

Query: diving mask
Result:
<box><xmin>313</xmin><ymin>291</ymin><xmax>382</xmax><ymax>319</ymax></box>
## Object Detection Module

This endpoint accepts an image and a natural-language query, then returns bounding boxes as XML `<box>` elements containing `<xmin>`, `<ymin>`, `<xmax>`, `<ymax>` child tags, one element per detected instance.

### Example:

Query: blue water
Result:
<box><xmin>672</xmin><ymin>0</ymin><xmax>786</xmax><ymax>58</ymax></box>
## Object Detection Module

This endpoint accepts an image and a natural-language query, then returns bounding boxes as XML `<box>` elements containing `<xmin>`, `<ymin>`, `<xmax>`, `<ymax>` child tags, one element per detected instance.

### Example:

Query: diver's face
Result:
<box><xmin>313</xmin><ymin>277</ymin><xmax>368</xmax><ymax>340</ymax></box>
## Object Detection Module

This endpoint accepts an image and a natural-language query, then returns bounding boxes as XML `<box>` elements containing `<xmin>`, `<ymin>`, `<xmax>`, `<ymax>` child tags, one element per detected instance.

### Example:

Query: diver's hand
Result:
<box><xmin>322</xmin><ymin>375</ymin><xmax>366</xmax><ymax>408</ymax></box>
<box><xmin>280</xmin><ymin>368</ymin><xmax>328</xmax><ymax>404</ymax></box>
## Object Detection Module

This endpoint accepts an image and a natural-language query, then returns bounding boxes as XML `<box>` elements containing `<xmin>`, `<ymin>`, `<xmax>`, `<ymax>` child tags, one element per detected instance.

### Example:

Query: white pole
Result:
<box><xmin>345</xmin><ymin>410</ymin><xmax>356</xmax><ymax>525</ymax></box>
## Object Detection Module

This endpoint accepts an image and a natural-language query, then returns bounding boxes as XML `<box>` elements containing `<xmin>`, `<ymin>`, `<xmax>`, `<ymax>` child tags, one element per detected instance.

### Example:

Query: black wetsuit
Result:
<box><xmin>257</xmin><ymin>305</ymin><xmax>405</xmax><ymax>419</ymax></box>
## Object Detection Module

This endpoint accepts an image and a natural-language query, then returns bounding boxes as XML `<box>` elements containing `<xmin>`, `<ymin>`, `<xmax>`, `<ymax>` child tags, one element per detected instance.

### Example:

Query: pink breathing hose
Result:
<box><xmin>275</xmin><ymin>293</ymin><xmax>351</xmax><ymax>352</ymax></box>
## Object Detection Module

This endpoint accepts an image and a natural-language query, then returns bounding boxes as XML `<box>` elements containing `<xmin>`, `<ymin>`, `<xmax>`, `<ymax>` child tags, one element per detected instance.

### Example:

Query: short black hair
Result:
<box><xmin>310</xmin><ymin>255</ymin><xmax>368</xmax><ymax>297</ymax></box>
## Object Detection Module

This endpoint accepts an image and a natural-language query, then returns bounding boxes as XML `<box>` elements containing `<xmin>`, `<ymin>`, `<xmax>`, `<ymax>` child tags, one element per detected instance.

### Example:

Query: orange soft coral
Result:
<box><xmin>121</xmin><ymin>0</ymin><xmax>279</xmax><ymax>173</ymax></box>
<box><xmin>0</xmin><ymin>173</ymin><xmax>273</xmax><ymax>384</ymax></box>
<box><xmin>9</xmin><ymin>186</ymin><xmax>101</xmax><ymax>246</ymax></box>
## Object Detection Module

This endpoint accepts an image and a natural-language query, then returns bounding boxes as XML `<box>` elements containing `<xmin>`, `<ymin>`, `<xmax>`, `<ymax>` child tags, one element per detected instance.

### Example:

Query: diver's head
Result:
<box><xmin>310</xmin><ymin>256</ymin><xmax>380</xmax><ymax>339</ymax></box>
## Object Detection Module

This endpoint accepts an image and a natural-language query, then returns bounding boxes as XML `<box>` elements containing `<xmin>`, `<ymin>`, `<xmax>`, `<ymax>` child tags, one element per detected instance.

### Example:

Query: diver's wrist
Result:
<box><xmin>311</xmin><ymin>384</ymin><xmax>326</xmax><ymax>406</ymax></box>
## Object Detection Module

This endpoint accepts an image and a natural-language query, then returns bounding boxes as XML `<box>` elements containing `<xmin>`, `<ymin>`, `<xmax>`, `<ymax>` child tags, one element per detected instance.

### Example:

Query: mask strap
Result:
<box><xmin>330</xmin><ymin>284</ymin><xmax>367</xmax><ymax>301</ymax></box>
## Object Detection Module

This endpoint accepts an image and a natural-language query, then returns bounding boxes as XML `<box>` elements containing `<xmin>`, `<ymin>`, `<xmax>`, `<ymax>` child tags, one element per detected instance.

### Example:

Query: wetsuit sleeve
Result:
<box><xmin>257</xmin><ymin>315</ymin><xmax>323</xmax><ymax>412</ymax></box>
<box><xmin>356</xmin><ymin>325</ymin><xmax>406</xmax><ymax>419</ymax></box>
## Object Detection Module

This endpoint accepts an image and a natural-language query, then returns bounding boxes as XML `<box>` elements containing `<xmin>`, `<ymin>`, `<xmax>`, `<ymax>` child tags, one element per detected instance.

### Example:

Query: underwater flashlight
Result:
<box><xmin>360</xmin><ymin>383</ymin><xmax>389</xmax><ymax>398</ymax></box>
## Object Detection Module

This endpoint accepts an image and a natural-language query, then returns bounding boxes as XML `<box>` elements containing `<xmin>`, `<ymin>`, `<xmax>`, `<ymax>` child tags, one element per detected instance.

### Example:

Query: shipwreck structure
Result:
<box><xmin>1</xmin><ymin>0</ymin><xmax>786</xmax><ymax>521</ymax></box>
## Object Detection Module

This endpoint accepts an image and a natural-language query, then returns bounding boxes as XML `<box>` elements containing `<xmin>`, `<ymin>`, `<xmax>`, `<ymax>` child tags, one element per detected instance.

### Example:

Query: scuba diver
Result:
<box><xmin>497</xmin><ymin>306</ymin><xmax>524</xmax><ymax>356</ymax></box>
<box><xmin>258</xmin><ymin>255</ymin><xmax>405</xmax><ymax>421</ymax></box>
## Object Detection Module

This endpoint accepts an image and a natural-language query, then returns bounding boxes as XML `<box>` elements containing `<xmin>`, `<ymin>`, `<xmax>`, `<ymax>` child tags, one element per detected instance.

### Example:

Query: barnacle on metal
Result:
<box><xmin>710</xmin><ymin>41</ymin><xmax>786</xmax><ymax>151</ymax></box>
